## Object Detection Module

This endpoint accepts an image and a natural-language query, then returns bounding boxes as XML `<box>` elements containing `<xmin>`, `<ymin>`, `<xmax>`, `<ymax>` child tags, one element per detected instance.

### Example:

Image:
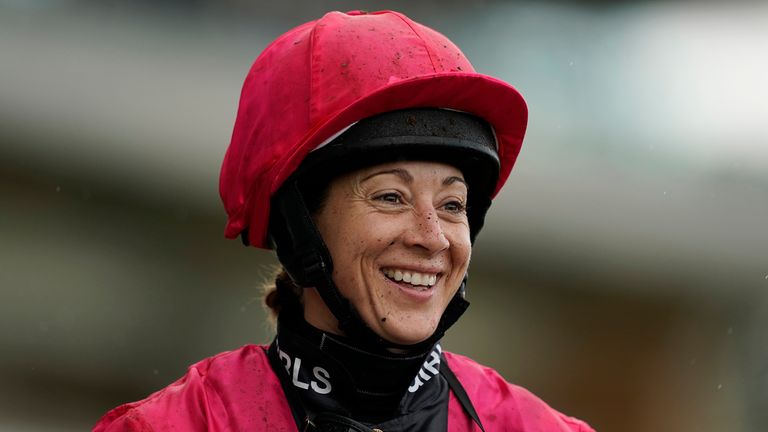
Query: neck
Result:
<box><xmin>271</xmin><ymin>310</ymin><xmax>441</xmax><ymax>422</ymax></box>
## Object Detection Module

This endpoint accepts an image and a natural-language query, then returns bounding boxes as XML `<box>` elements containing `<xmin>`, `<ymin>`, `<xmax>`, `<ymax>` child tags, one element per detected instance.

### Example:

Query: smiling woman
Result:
<box><xmin>310</xmin><ymin>161</ymin><xmax>472</xmax><ymax>346</ymax></box>
<box><xmin>93</xmin><ymin>9</ymin><xmax>594</xmax><ymax>432</ymax></box>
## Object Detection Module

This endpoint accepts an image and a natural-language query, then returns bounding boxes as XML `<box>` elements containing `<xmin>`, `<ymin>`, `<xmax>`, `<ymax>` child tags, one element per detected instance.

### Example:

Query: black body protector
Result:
<box><xmin>262</xmin><ymin>109</ymin><xmax>498</xmax><ymax>431</ymax></box>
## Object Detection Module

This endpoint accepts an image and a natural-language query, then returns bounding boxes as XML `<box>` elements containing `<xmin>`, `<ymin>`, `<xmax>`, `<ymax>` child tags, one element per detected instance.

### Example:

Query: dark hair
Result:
<box><xmin>263</xmin><ymin>268</ymin><xmax>304</xmax><ymax>321</ymax></box>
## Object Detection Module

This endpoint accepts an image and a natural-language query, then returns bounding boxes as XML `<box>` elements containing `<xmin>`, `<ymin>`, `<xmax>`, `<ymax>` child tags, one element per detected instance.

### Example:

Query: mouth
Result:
<box><xmin>381</xmin><ymin>268</ymin><xmax>439</xmax><ymax>292</ymax></box>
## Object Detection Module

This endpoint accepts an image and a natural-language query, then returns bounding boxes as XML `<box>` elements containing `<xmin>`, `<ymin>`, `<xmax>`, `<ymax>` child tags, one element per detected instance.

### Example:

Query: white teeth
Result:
<box><xmin>383</xmin><ymin>268</ymin><xmax>438</xmax><ymax>287</ymax></box>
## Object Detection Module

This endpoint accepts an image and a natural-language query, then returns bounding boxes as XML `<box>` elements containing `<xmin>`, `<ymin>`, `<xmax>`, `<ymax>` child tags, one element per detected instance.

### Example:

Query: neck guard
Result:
<box><xmin>269</xmin><ymin>311</ymin><xmax>449</xmax><ymax>426</ymax></box>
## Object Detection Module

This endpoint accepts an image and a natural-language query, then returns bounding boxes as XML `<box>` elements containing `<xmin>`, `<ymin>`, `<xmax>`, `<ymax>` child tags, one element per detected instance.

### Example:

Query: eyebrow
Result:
<box><xmin>360</xmin><ymin>168</ymin><xmax>413</xmax><ymax>184</ymax></box>
<box><xmin>444</xmin><ymin>176</ymin><xmax>467</xmax><ymax>189</ymax></box>
<box><xmin>360</xmin><ymin>169</ymin><xmax>467</xmax><ymax>189</ymax></box>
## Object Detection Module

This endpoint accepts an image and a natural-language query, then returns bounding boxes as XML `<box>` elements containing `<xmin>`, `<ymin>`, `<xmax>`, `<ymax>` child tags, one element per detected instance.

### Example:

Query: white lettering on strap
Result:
<box><xmin>292</xmin><ymin>357</ymin><xmax>310</xmax><ymax>389</ymax></box>
<box><xmin>312</xmin><ymin>366</ymin><xmax>332</xmax><ymax>394</ymax></box>
<box><xmin>408</xmin><ymin>344</ymin><xmax>442</xmax><ymax>393</ymax></box>
<box><xmin>278</xmin><ymin>344</ymin><xmax>333</xmax><ymax>395</ymax></box>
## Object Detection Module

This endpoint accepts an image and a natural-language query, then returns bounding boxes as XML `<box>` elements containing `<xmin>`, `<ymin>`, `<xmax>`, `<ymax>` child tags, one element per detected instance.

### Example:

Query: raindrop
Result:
<box><xmin>568</xmin><ymin>60</ymin><xmax>574</xmax><ymax>67</ymax></box>
<box><xmin>716</xmin><ymin>384</ymin><xmax>723</xmax><ymax>390</ymax></box>
<box><xmin>153</xmin><ymin>369</ymin><xmax>159</xmax><ymax>375</ymax></box>
<box><xmin>55</xmin><ymin>185</ymin><xmax>61</xmax><ymax>193</ymax></box>
<box><xmin>727</xmin><ymin>327</ymin><xmax>733</xmax><ymax>335</ymax></box>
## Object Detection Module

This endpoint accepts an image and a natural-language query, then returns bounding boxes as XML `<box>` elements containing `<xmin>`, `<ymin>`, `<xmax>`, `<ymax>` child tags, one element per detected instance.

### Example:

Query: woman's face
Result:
<box><xmin>306</xmin><ymin>160</ymin><xmax>472</xmax><ymax>345</ymax></box>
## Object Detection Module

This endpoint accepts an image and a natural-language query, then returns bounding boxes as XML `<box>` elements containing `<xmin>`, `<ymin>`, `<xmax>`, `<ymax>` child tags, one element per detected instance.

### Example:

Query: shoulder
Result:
<box><xmin>443</xmin><ymin>351</ymin><xmax>595</xmax><ymax>432</ymax></box>
<box><xmin>93</xmin><ymin>345</ymin><xmax>294</xmax><ymax>432</ymax></box>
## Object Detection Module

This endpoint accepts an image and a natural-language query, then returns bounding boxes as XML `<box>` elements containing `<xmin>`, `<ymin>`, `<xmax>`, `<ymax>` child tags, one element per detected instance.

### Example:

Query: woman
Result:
<box><xmin>95</xmin><ymin>10</ymin><xmax>595</xmax><ymax>432</ymax></box>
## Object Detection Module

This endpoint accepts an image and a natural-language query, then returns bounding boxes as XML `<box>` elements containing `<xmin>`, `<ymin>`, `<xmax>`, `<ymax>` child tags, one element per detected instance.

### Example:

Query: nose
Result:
<box><xmin>403</xmin><ymin>207</ymin><xmax>450</xmax><ymax>255</ymax></box>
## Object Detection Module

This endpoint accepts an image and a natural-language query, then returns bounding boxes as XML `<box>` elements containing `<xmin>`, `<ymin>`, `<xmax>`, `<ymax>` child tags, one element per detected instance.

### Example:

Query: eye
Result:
<box><xmin>373</xmin><ymin>192</ymin><xmax>403</xmax><ymax>205</ymax></box>
<box><xmin>442</xmin><ymin>200</ymin><xmax>466</xmax><ymax>214</ymax></box>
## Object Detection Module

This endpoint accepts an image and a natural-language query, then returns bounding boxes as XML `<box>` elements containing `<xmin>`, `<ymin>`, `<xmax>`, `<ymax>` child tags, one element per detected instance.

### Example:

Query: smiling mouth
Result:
<box><xmin>382</xmin><ymin>268</ymin><xmax>438</xmax><ymax>291</ymax></box>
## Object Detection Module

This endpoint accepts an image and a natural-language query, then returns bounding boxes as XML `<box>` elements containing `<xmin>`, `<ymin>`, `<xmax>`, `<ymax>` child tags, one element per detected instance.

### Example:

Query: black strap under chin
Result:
<box><xmin>267</xmin><ymin>344</ymin><xmax>485</xmax><ymax>432</ymax></box>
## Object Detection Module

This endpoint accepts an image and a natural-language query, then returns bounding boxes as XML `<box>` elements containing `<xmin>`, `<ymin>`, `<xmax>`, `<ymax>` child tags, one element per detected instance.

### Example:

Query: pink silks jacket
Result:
<box><xmin>93</xmin><ymin>345</ymin><xmax>594</xmax><ymax>432</ymax></box>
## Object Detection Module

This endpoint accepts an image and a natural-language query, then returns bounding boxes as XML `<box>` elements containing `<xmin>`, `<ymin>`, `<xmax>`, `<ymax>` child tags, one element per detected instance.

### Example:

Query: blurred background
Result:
<box><xmin>1</xmin><ymin>0</ymin><xmax>766</xmax><ymax>431</ymax></box>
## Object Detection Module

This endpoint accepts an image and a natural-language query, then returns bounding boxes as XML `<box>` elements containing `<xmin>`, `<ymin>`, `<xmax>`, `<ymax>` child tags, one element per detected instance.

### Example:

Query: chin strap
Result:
<box><xmin>266</xmin><ymin>341</ymin><xmax>485</xmax><ymax>432</ymax></box>
<box><xmin>269</xmin><ymin>179</ymin><xmax>470</xmax><ymax>352</ymax></box>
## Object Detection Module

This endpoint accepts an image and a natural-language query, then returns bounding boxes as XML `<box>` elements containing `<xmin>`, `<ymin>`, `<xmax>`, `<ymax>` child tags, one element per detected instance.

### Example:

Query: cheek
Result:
<box><xmin>328</xmin><ymin>231</ymin><xmax>386</xmax><ymax>298</ymax></box>
<box><xmin>458</xmin><ymin>241</ymin><xmax>471</xmax><ymax>268</ymax></box>
<box><xmin>449</xmin><ymin>229</ymin><xmax>472</xmax><ymax>268</ymax></box>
